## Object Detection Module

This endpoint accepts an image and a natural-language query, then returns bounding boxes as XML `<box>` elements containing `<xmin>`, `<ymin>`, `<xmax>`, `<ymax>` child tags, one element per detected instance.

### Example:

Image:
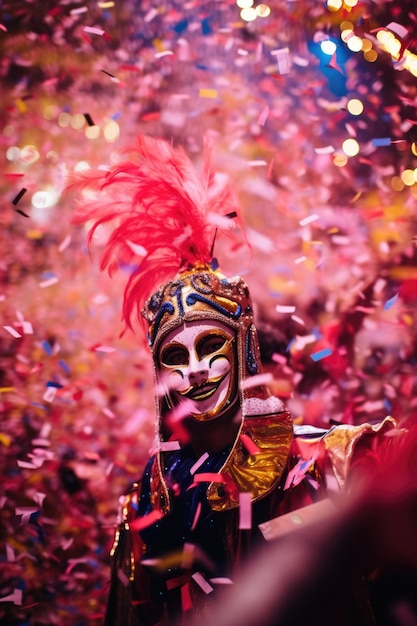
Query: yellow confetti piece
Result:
<box><xmin>152</xmin><ymin>38</ymin><xmax>165</xmax><ymax>53</ymax></box>
<box><xmin>199</xmin><ymin>88</ymin><xmax>218</xmax><ymax>98</ymax></box>
<box><xmin>0</xmin><ymin>433</ymin><xmax>12</xmax><ymax>446</ymax></box>
<box><xmin>389</xmin><ymin>267</ymin><xmax>417</xmax><ymax>280</ymax></box>
<box><xmin>0</xmin><ymin>387</ymin><xmax>14</xmax><ymax>393</ymax></box>
<box><xmin>402</xmin><ymin>313</ymin><xmax>414</xmax><ymax>326</ymax></box>
<box><xmin>16</xmin><ymin>98</ymin><xmax>27</xmax><ymax>113</ymax></box>
<box><xmin>26</xmin><ymin>230</ymin><xmax>43</xmax><ymax>240</ymax></box>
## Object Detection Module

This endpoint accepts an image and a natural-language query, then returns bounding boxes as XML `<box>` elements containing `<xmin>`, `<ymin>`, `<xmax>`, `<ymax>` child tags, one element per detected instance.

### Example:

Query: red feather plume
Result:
<box><xmin>66</xmin><ymin>135</ymin><xmax>245</xmax><ymax>332</ymax></box>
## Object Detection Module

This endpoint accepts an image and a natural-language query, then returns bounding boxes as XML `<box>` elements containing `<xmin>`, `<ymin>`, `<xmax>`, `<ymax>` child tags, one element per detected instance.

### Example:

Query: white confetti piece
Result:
<box><xmin>39</xmin><ymin>276</ymin><xmax>59</xmax><ymax>288</ymax></box>
<box><xmin>314</xmin><ymin>145</ymin><xmax>335</xmax><ymax>154</ymax></box>
<box><xmin>299</xmin><ymin>214</ymin><xmax>319</xmax><ymax>226</ymax></box>
<box><xmin>3</xmin><ymin>326</ymin><xmax>21</xmax><ymax>338</ymax></box>
<box><xmin>84</xmin><ymin>26</ymin><xmax>105</xmax><ymax>36</ymax></box>
<box><xmin>155</xmin><ymin>50</ymin><xmax>174</xmax><ymax>58</ymax></box>
<box><xmin>271</xmin><ymin>47</ymin><xmax>290</xmax><ymax>74</ymax></box>
<box><xmin>275</xmin><ymin>305</ymin><xmax>296</xmax><ymax>314</ymax></box>
<box><xmin>58</xmin><ymin>235</ymin><xmax>71</xmax><ymax>252</ymax></box>
<box><xmin>291</xmin><ymin>315</ymin><xmax>305</xmax><ymax>326</ymax></box>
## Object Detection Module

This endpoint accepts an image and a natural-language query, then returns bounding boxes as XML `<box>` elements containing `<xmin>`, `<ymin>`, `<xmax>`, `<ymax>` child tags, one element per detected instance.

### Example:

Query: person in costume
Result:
<box><xmin>68</xmin><ymin>135</ymin><xmax>398</xmax><ymax>626</ymax></box>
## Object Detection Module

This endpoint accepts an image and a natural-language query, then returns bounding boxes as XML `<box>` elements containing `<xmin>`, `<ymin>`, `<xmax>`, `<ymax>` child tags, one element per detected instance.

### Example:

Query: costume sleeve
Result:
<box><xmin>103</xmin><ymin>482</ymin><xmax>162</xmax><ymax>626</ymax></box>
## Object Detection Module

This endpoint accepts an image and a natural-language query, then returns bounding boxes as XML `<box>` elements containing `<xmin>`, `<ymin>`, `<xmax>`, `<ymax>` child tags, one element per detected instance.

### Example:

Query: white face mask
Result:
<box><xmin>158</xmin><ymin>320</ymin><xmax>237</xmax><ymax>421</ymax></box>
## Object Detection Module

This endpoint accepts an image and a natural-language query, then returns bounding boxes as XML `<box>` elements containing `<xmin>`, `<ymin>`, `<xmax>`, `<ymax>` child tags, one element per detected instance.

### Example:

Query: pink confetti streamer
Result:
<box><xmin>0</xmin><ymin>589</ymin><xmax>22</xmax><ymax>605</ymax></box>
<box><xmin>129</xmin><ymin>509</ymin><xmax>164</xmax><ymax>531</ymax></box>
<box><xmin>190</xmin><ymin>452</ymin><xmax>209</xmax><ymax>475</ymax></box>
<box><xmin>239</xmin><ymin>433</ymin><xmax>261</xmax><ymax>456</ymax></box>
<box><xmin>190</xmin><ymin>502</ymin><xmax>201</xmax><ymax>531</ymax></box>
<box><xmin>240</xmin><ymin>372</ymin><xmax>273</xmax><ymax>390</ymax></box>
<box><xmin>191</xmin><ymin>572</ymin><xmax>213</xmax><ymax>594</ymax></box>
<box><xmin>117</xmin><ymin>568</ymin><xmax>130</xmax><ymax>587</ymax></box>
<box><xmin>239</xmin><ymin>492</ymin><xmax>252</xmax><ymax>529</ymax></box>
<box><xmin>160</xmin><ymin>440</ymin><xmax>181</xmax><ymax>451</ymax></box>
<box><xmin>257</xmin><ymin>105</ymin><xmax>269</xmax><ymax>126</ymax></box>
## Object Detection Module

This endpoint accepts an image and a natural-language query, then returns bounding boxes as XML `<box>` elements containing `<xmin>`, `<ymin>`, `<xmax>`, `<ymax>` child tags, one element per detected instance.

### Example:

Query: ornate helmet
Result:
<box><xmin>68</xmin><ymin>134</ymin><xmax>292</xmax><ymax>510</ymax></box>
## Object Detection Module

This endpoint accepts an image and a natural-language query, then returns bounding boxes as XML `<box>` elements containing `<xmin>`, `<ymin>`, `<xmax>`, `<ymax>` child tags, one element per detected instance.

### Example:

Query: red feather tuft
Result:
<box><xmin>66</xmin><ymin>135</ymin><xmax>245</xmax><ymax>332</ymax></box>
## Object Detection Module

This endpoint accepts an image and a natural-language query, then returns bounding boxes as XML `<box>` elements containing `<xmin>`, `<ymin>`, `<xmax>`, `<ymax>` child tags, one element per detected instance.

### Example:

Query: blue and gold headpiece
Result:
<box><xmin>142</xmin><ymin>264</ymin><xmax>261</xmax><ymax>380</ymax></box>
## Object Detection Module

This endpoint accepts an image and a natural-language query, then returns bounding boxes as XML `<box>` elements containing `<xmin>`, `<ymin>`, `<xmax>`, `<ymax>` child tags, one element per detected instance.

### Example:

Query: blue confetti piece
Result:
<box><xmin>173</xmin><ymin>18</ymin><xmax>188</xmax><ymax>34</ymax></box>
<box><xmin>40</xmin><ymin>271</ymin><xmax>56</xmax><ymax>280</ymax></box>
<box><xmin>210</xmin><ymin>257</ymin><xmax>219</xmax><ymax>270</ymax></box>
<box><xmin>383</xmin><ymin>293</ymin><xmax>398</xmax><ymax>310</ymax></box>
<box><xmin>201</xmin><ymin>18</ymin><xmax>212</xmax><ymax>35</ymax></box>
<box><xmin>46</xmin><ymin>381</ymin><xmax>63</xmax><ymax>388</ymax></box>
<box><xmin>30</xmin><ymin>402</ymin><xmax>48</xmax><ymax>410</ymax></box>
<box><xmin>372</xmin><ymin>137</ymin><xmax>391</xmax><ymax>147</ymax></box>
<box><xmin>384</xmin><ymin>398</ymin><xmax>391</xmax><ymax>412</ymax></box>
<box><xmin>41</xmin><ymin>340</ymin><xmax>53</xmax><ymax>356</ymax></box>
<box><xmin>310</xmin><ymin>348</ymin><xmax>333</xmax><ymax>362</ymax></box>
<box><xmin>286</xmin><ymin>338</ymin><xmax>295</xmax><ymax>353</ymax></box>
<box><xmin>59</xmin><ymin>359</ymin><xmax>71</xmax><ymax>373</ymax></box>
<box><xmin>312</xmin><ymin>327</ymin><xmax>323</xmax><ymax>340</ymax></box>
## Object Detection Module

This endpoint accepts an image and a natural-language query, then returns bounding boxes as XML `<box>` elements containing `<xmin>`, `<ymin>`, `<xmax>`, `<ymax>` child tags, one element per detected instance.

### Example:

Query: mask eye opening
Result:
<box><xmin>196</xmin><ymin>334</ymin><xmax>228</xmax><ymax>360</ymax></box>
<box><xmin>161</xmin><ymin>344</ymin><xmax>189</xmax><ymax>366</ymax></box>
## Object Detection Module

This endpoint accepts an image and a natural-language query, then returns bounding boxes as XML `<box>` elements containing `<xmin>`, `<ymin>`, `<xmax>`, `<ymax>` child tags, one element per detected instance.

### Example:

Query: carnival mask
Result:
<box><xmin>158</xmin><ymin>320</ymin><xmax>237</xmax><ymax>421</ymax></box>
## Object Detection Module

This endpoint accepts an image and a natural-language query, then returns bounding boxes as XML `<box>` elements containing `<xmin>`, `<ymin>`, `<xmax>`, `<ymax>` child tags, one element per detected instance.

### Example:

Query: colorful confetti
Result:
<box><xmin>1</xmin><ymin>1</ymin><xmax>417</xmax><ymax>623</ymax></box>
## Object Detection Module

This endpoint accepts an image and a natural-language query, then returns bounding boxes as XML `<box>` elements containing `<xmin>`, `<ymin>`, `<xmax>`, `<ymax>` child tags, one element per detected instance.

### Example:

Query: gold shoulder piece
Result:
<box><xmin>323</xmin><ymin>415</ymin><xmax>396</xmax><ymax>489</ymax></box>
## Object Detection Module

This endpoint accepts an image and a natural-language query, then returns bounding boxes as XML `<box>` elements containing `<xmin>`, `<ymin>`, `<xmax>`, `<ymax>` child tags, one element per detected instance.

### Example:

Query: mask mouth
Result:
<box><xmin>179</xmin><ymin>373</ymin><xmax>229</xmax><ymax>402</ymax></box>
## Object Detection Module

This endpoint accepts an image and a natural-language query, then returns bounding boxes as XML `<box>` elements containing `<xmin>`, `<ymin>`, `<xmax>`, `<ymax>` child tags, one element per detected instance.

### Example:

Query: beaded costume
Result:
<box><xmin>68</xmin><ymin>135</ymin><xmax>396</xmax><ymax>626</ymax></box>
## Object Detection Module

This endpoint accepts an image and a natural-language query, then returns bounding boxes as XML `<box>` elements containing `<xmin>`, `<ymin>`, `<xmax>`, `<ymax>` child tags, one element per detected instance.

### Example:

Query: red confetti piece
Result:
<box><xmin>181</xmin><ymin>582</ymin><xmax>192</xmax><ymax>612</ymax></box>
<box><xmin>193</xmin><ymin>472</ymin><xmax>225</xmax><ymax>483</ymax></box>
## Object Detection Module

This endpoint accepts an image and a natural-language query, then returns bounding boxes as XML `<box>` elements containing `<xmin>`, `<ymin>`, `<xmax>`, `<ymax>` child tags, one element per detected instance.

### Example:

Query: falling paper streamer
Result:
<box><xmin>129</xmin><ymin>510</ymin><xmax>164</xmax><ymax>531</ymax></box>
<box><xmin>160</xmin><ymin>441</ymin><xmax>181</xmax><ymax>452</ymax></box>
<box><xmin>271</xmin><ymin>47</ymin><xmax>291</xmax><ymax>74</ymax></box>
<box><xmin>190</xmin><ymin>452</ymin><xmax>209</xmax><ymax>475</ymax></box>
<box><xmin>191</xmin><ymin>572</ymin><xmax>214</xmax><ymax>594</ymax></box>
<box><xmin>239</xmin><ymin>433</ymin><xmax>261</xmax><ymax>456</ymax></box>
<box><xmin>383</xmin><ymin>293</ymin><xmax>399</xmax><ymax>310</ymax></box>
<box><xmin>0</xmin><ymin>589</ymin><xmax>23</xmax><ymax>605</ymax></box>
<box><xmin>3</xmin><ymin>326</ymin><xmax>22</xmax><ymax>338</ymax></box>
<box><xmin>239</xmin><ymin>492</ymin><xmax>252</xmax><ymax>530</ymax></box>
<box><xmin>310</xmin><ymin>348</ymin><xmax>333</xmax><ymax>362</ymax></box>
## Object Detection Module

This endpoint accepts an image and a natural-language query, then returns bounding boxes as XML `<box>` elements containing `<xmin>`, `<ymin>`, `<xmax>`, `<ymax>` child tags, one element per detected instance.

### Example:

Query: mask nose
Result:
<box><xmin>189</xmin><ymin>368</ymin><xmax>209</xmax><ymax>386</ymax></box>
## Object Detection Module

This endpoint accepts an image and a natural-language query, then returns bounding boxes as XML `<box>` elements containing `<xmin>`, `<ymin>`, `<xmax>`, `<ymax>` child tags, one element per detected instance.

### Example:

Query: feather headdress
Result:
<box><xmin>67</xmin><ymin>135</ymin><xmax>246</xmax><ymax>333</ymax></box>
